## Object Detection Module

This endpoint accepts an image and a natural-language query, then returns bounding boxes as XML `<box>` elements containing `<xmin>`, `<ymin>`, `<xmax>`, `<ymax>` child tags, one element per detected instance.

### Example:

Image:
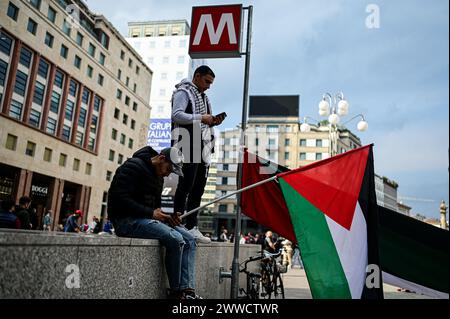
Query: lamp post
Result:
<box><xmin>300</xmin><ymin>92</ymin><xmax>368</xmax><ymax>157</ymax></box>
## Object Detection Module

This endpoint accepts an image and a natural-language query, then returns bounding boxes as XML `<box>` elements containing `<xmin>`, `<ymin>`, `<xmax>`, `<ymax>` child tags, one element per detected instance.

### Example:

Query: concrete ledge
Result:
<box><xmin>0</xmin><ymin>229</ymin><xmax>260</xmax><ymax>299</ymax></box>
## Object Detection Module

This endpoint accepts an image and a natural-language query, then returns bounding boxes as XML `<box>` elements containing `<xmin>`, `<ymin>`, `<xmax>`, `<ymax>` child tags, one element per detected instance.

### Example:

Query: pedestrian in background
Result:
<box><xmin>16</xmin><ymin>196</ymin><xmax>32</xmax><ymax>230</ymax></box>
<box><xmin>42</xmin><ymin>210</ymin><xmax>52</xmax><ymax>231</ymax></box>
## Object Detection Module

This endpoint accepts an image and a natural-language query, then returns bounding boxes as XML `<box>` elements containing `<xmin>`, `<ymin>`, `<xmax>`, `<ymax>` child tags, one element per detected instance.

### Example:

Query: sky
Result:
<box><xmin>86</xmin><ymin>0</ymin><xmax>449</xmax><ymax>218</ymax></box>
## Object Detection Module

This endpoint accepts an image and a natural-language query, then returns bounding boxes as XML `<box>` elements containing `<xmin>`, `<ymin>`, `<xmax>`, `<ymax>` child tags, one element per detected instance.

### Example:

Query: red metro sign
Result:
<box><xmin>189</xmin><ymin>4</ymin><xmax>243</xmax><ymax>59</ymax></box>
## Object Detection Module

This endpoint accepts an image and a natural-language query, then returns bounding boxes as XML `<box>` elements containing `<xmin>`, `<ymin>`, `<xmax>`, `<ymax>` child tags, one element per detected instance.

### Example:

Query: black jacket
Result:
<box><xmin>107</xmin><ymin>146</ymin><xmax>163</xmax><ymax>224</ymax></box>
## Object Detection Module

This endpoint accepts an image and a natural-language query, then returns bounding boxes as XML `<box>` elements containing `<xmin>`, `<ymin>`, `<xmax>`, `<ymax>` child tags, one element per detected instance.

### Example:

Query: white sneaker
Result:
<box><xmin>189</xmin><ymin>227</ymin><xmax>211</xmax><ymax>244</ymax></box>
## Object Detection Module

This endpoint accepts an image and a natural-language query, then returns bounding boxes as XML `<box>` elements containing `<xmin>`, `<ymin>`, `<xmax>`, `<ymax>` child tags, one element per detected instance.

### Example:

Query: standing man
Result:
<box><xmin>171</xmin><ymin>65</ymin><xmax>225</xmax><ymax>243</ymax></box>
<box><xmin>16</xmin><ymin>196</ymin><xmax>32</xmax><ymax>230</ymax></box>
<box><xmin>108</xmin><ymin>146</ymin><xmax>201</xmax><ymax>299</ymax></box>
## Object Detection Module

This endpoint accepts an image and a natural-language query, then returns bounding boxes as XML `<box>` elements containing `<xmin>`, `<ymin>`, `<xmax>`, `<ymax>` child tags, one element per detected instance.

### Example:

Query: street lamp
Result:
<box><xmin>300</xmin><ymin>92</ymin><xmax>368</xmax><ymax>157</ymax></box>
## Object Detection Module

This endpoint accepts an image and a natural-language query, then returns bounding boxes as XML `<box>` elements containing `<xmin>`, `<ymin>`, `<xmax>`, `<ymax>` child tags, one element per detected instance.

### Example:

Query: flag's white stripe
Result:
<box><xmin>325</xmin><ymin>201</ymin><xmax>368</xmax><ymax>299</ymax></box>
<box><xmin>382</xmin><ymin>271</ymin><xmax>449</xmax><ymax>299</ymax></box>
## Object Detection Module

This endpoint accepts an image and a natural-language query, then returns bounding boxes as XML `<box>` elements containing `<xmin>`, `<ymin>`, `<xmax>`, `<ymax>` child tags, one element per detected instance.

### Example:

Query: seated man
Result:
<box><xmin>107</xmin><ymin>146</ymin><xmax>200</xmax><ymax>299</ymax></box>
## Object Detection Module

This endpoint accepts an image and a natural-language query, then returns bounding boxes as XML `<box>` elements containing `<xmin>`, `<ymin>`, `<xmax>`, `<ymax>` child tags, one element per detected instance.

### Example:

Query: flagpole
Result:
<box><xmin>180</xmin><ymin>175</ymin><xmax>277</xmax><ymax>220</ymax></box>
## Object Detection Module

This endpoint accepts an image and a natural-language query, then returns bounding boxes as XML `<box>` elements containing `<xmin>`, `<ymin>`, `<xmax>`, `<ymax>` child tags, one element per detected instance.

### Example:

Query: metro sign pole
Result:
<box><xmin>189</xmin><ymin>4</ymin><xmax>253</xmax><ymax>299</ymax></box>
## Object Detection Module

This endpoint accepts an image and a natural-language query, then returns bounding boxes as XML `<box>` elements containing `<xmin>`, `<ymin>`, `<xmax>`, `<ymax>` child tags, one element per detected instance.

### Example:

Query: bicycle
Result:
<box><xmin>260</xmin><ymin>249</ymin><xmax>285</xmax><ymax>299</ymax></box>
<box><xmin>238</xmin><ymin>254</ymin><xmax>264</xmax><ymax>299</ymax></box>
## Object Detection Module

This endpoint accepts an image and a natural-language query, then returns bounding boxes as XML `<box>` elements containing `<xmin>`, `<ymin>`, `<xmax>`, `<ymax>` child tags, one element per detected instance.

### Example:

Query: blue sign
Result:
<box><xmin>147</xmin><ymin>118</ymin><xmax>172</xmax><ymax>152</ymax></box>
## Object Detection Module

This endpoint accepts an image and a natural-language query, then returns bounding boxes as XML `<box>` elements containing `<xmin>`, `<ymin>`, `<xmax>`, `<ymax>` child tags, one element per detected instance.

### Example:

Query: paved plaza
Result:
<box><xmin>282</xmin><ymin>267</ymin><xmax>434</xmax><ymax>299</ymax></box>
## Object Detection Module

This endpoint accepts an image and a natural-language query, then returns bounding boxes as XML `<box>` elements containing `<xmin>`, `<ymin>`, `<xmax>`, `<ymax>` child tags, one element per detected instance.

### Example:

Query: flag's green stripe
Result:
<box><xmin>279</xmin><ymin>178</ymin><xmax>352</xmax><ymax>299</ymax></box>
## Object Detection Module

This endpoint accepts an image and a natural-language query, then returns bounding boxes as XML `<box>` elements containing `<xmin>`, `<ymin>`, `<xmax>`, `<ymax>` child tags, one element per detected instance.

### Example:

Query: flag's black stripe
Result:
<box><xmin>378</xmin><ymin>205</ymin><xmax>449</xmax><ymax>293</ymax></box>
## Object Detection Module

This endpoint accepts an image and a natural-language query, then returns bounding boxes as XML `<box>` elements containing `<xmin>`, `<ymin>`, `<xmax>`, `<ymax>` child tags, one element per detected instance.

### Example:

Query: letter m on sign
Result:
<box><xmin>189</xmin><ymin>4</ymin><xmax>242</xmax><ymax>59</ymax></box>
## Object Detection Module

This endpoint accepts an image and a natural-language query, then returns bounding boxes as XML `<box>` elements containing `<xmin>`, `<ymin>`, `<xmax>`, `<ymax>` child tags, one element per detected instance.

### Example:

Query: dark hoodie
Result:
<box><xmin>107</xmin><ymin>146</ymin><xmax>164</xmax><ymax>224</ymax></box>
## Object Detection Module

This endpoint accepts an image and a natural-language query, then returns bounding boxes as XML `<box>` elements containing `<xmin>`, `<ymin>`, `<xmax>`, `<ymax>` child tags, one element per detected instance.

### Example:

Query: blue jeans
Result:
<box><xmin>114</xmin><ymin>217</ymin><xmax>196</xmax><ymax>291</ymax></box>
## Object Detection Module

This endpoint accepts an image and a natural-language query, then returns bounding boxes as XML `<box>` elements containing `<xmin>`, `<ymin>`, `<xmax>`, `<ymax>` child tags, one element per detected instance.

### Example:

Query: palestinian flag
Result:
<box><xmin>378</xmin><ymin>205</ymin><xmax>449</xmax><ymax>298</ymax></box>
<box><xmin>277</xmin><ymin>145</ymin><xmax>383</xmax><ymax>298</ymax></box>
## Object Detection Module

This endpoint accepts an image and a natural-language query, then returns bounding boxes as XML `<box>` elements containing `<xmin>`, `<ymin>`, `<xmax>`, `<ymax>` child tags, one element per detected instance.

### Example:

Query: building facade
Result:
<box><xmin>0</xmin><ymin>0</ymin><xmax>152</xmax><ymax>229</ymax></box>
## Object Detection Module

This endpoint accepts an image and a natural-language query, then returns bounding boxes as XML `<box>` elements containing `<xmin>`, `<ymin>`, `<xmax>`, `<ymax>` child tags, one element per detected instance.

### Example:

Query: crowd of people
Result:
<box><xmin>0</xmin><ymin>196</ymin><xmax>114</xmax><ymax>235</ymax></box>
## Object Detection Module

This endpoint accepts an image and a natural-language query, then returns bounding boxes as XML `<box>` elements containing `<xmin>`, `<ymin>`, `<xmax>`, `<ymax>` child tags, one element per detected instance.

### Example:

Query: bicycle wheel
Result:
<box><xmin>260</xmin><ymin>268</ymin><xmax>272</xmax><ymax>299</ymax></box>
<box><xmin>272</xmin><ymin>273</ymin><xmax>285</xmax><ymax>299</ymax></box>
<box><xmin>249</xmin><ymin>276</ymin><xmax>260</xmax><ymax>299</ymax></box>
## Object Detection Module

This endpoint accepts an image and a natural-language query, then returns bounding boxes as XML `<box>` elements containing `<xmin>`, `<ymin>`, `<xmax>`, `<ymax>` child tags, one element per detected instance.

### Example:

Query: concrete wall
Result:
<box><xmin>0</xmin><ymin>229</ymin><xmax>261</xmax><ymax>299</ymax></box>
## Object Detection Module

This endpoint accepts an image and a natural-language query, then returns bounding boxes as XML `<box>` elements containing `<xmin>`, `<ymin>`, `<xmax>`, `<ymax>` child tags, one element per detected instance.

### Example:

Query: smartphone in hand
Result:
<box><xmin>214</xmin><ymin>112</ymin><xmax>227</xmax><ymax>122</ymax></box>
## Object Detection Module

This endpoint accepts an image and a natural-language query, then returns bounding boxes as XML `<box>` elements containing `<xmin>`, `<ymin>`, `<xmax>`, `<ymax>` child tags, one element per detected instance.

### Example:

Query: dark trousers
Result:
<box><xmin>174</xmin><ymin>162</ymin><xmax>208</xmax><ymax>230</ymax></box>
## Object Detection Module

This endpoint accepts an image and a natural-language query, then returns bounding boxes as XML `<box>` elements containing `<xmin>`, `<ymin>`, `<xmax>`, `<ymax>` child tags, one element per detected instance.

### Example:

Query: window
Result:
<box><xmin>75</xmin><ymin>131</ymin><xmax>83</xmax><ymax>146</ymax></box>
<box><xmin>120</xmin><ymin>50</ymin><xmax>125</xmax><ymax>60</ymax></box>
<box><xmin>285</xmin><ymin>139</ymin><xmax>290</xmax><ymax>146</ymax></box>
<box><xmin>50</xmin><ymin>91</ymin><xmax>60</xmax><ymax>113</ymax></box>
<box><xmin>59</xmin><ymin>153</ymin><xmax>67</xmax><ymax>167</ymax></box>
<box><xmin>87</xmin><ymin>137</ymin><xmax>95</xmax><ymax>151</ymax></box>
<box><xmin>54</xmin><ymin>70</ymin><xmax>64</xmax><ymax>88</ymax></box>
<box><xmin>76</xmin><ymin>32</ymin><xmax>83</xmax><ymax>46</ymax></box>
<box><xmin>25</xmin><ymin>141</ymin><xmax>36</xmax><ymax>157</ymax></box>
<box><xmin>316</xmin><ymin>139</ymin><xmax>323</xmax><ymax>147</ymax></box>
<box><xmin>33</xmin><ymin>82</ymin><xmax>45</xmax><ymax>105</ymax></box>
<box><xmin>114</xmin><ymin>108</ymin><xmax>120</xmax><ymax>119</ymax></box>
<box><xmin>106</xmin><ymin>170</ymin><xmax>112</xmax><ymax>181</ymax></box>
<box><xmin>268</xmin><ymin>138</ymin><xmax>276</xmax><ymax>145</ymax></box>
<box><xmin>284</xmin><ymin>152</ymin><xmax>290</xmax><ymax>160</ymax></box>
<box><xmin>132</xmin><ymin>102</ymin><xmax>138</xmax><ymax>112</ymax></box>
<box><xmin>9</xmin><ymin>99</ymin><xmax>23</xmax><ymax>120</ymax></box>
<box><xmin>316</xmin><ymin>153</ymin><xmax>322</xmax><ymax>160</ymax></box>
<box><xmin>62</xmin><ymin>125</ymin><xmax>71</xmax><ymax>141</ymax></box>
<box><xmin>30</xmin><ymin>0</ymin><xmax>41</xmax><ymax>10</ymax></box>
<box><xmin>60</xmin><ymin>45</ymin><xmax>68</xmax><ymax>59</ymax></box>
<box><xmin>74</xmin><ymin>55</ymin><xmax>81</xmax><ymax>69</ymax></box>
<box><xmin>69</xmin><ymin>80</ymin><xmax>77</xmax><ymax>96</ymax></box>
<box><xmin>62</xmin><ymin>20</ymin><xmax>71</xmax><ymax>37</ymax></box>
<box><xmin>120</xmin><ymin>133</ymin><xmax>125</xmax><ymax>145</ymax></box>
<box><xmin>163</xmin><ymin>56</ymin><xmax>169</xmax><ymax>64</ymax></box>
<box><xmin>179</xmin><ymin>39</ymin><xmax>186</xmax><ymax>48</ymax></box>
<box><xmin>87</xmin><ymin>65</ymin><xmax>93</xmax><ymax>78</ymax></box>
<box><xmin>94</xmin><ymin>96</ymin><xmax>101</xmax><ymax>111</ymax></box>
<box><xmin>43</xmin><ymin>148</ymin><xmax>52</xmax><ymax>162</ymax></box>
<box><xmin>0</xmin><ymin>32</ymin><xmax>13</xmax><ymax>55</ymax></box>
<box><xmin>99</xmin><ymin>53</ymin><xmax>105</xmax><ymax>66</ymax></box>
<box><xmin>38</xmin><ymin>58</ymin><xmax>49</xmax><ymax>78</ymax></box>
<box><xmin>222</xmin><ymin>177</ymin><xmax>228</xmax><ymax>185</ymax></box>
<box><xmin>122</xmin><ymin>114</ymin><xmax>128</xmax><ymax>125</ymax></box>
<box><xmin>29</xmin><ymin>108</ymin><xmax>41</xmax><ymax>127</ymax></box>
<box><xmin>117</xmin><ymin>69</ymin><xmax>122</xmax><ymax>80</ymax></box>
<box><xmin>177</xmin><ymin>56</ymin><xmax>185</xmax><ymax>64</ymax></box>
<box><xmin>131</xmin><ymin>119</ymin><xmax>135</xmax><ymax>130</ymax></box>
<box><xmin>116</xmin><ymin>89</ymin><xmax>122</xmax><ymax>99</ymax></box>
<box><xmin>118</xmin><ymin>154</ymin><xmax>124</xmax><ymax>164</ymax></box>
<box><xmin>73</xmin><ymin>158</ymin><xmax>80</xmax><ymax>171</ymax></box>
<box><xmin>90</xmin><ymin>115</ymin><xmax>97</xmax><ymax>133</ymax></box>
<box><xmin>88</xmin><ymin>43</ymin><xmax>96</xmax><ymax>57</ymax></box>
<box><xmin>219</xmin><ymin>204</ymin><xmax>227</xmax><ymax>213</ymax></box>
<box><xmin>0</xmin><ymin>59</ymin><xmax>8</xmax><ymax>87</ymax></box>
<box><xmin>223</xmin><ymin>164</ymin><xmax>229</xmax><ymax>171</ymax></box>
<box><xmin>78</xmin><ymin>108</ymin><xmax>86</xmax><ymax>127</ymax></box>
<box><xmin>27</xmin><ymin>18</ymin><xmax>37</xmax><ymax>35</ymax></box>
<box><xmin>98</xmin><ymin>74</ymin><xmax>104</xmax><ymax>86</ymax></box>
<box><xmin>19</xmin><ymin>47</ymin><xmax>32</xmax><ymax>68</ymax></box>
<box><xmin>128</xmin><ymin>58</ymin><xmax>132</xmax><ymax>67</ymax></box>
<box><xmin>47</xmin><ymin>6</ymin><xmax>56</xmax><ymax>23</ymax></box>
<box><xmin>46</xmin><ymin>118</ymin><xmax>57</xmax><ymax>135</ymax></box>
<box><xmin>5</xmin><ymin>134</ymin><xmax>17</xmax><ymax>150</ymax></box>
<box><xmin>14</xmin><ymin>71</ymin><xmax>28</xmax><ymax>96</ymax></box>
<box><xmin>159</xmin><ymin>89</ymin><xmax>165</xmax><ymax>96</ymax></box>
<box><xmin>128</xmin><ymin>138</ymin><xmax>133</xmax><ymax>149</ymax></box>
<box><xmin>85</xmin><ymin>163</ymin><xmax>92</xmax><ymax>175</ymax></box>
<box><xmin>125</xmin><ymin>77</ymin><xmax>129</xmax><ymax>87</ymax></box>
<box><xmin>125</xmin><ymin>96</ymin><xmax>130</xmax><ymax>105</ymax></box>
<box><xmin>82</xmin><ymin>88</ymin><xmax>90</xmax><ymax>105</ymax></box>
<box><xmin>299</xmin><ymin>153</ymin><xmax>306</xmax><ymax>160</ymax></box>
<box><xmin>111</xmin><ymin>128</ymin><xmax>117</xmax><ymax>140</ymax></box>
<box><xmin>133</xmin><ymin>83</ymin><xmax>137</xmax><ymax>93</ymax></box>
<box><xmin>255</xmin><ymin>138</ymin><xmax>259</xmax><ymax>146</ymax></box>
<box><xmin>109</xmin><ymin>150</ymin><xmax>115</xmax><ymax>161</ymax></box>
<box><xmin>7</xmin><ymin>2</ymin><xmax>19</xmax><ymax>21</ymax></box>
<box><xmin>45</xmin><ymin>32</ymin><xmax>54</xmax><ymax>48</ymax></box>
<box><xmin>300</xmin><ymin>139</ymin><xmax>306</xmax><ymax>147</ymax></box>
<box><xmin>136</xmin><ymin>66</ymin><xmax>140</xmax><ymax>75</ymax></box>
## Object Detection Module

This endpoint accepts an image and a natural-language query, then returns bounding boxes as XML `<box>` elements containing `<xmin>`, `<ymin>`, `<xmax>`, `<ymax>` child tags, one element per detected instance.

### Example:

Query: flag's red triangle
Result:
<box><xmin>278</xmin><ymin>145</ymin><xmax>370</xmax><ymax>230</ymax></box>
